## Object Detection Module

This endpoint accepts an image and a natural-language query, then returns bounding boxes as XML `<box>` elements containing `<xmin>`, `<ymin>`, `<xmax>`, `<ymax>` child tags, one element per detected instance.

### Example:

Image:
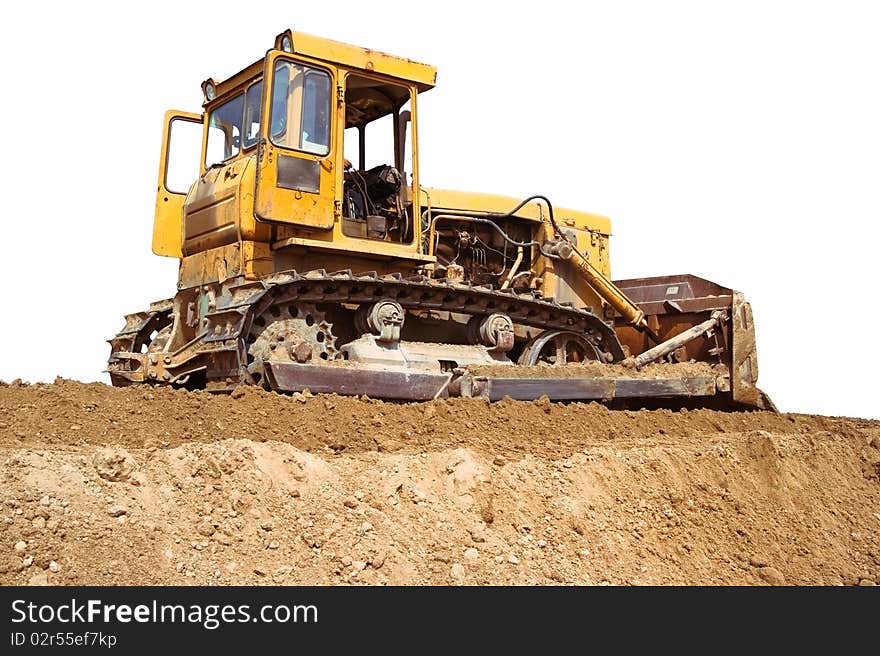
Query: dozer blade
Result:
<box><xmin>613</xmin><ymin>275</ymin><xmax>772</xmax><ymax>411</ymax></box>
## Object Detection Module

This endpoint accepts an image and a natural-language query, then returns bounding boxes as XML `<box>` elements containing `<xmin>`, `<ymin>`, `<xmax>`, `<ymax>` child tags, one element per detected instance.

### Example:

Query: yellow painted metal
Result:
<box><xmin>211</xmin><ymin>32</ymin><xmax>437</xmax><ymax>106</ymax></box>
<box><xmin>176</xmin><ymin>237</ymin><xmax>432</xmax><ymax>290</ymax></box>
<box><xmin>271</xmin><ymin>233</ymin><xmax>435</xmax><ymax>262</ymax></box>
<box><xmin>254</xmin><ymin>51</ymin><xmax>338</xmax><ymax>230</ymax></box>
<box><xmin>153</xmin><ymin>110</ymin><xmax>202</xmax><ymax>257</ymax></box>
<box><xmin>178</xmin><ymin>242</ymin><xmax>243</xmax><ymax>289</ymax></box>
<box><xmin>287</xmin><ymin>31</ymin><xmax>436</xmax><ymax>91</ymax></box>
<box><xmin>535</xmin><ymin>224</ymin><xmax>609</xmax><ymax>311</ymax></box>
<box><xmin>423</xmin><ymin>188</ymin><xmax>612</xmax><ymax>236</ymax></box>
<box><xmin>178</xmin><ymin>241</ymin><xmax>274</xmax><ymax>289</ymax></box>
<box><xmin>208</xmin><ymin>61</ymin><xmax>263</xmax><ymax>105</ymax></box>
<box><xmin>183</xmin><ymin>156</ymin><xmax>270</xmax><ymax>255</ymax></box>
<box><xmin>551</xmin><ymin>240</ymin><xmax>647</xmax><ymax>328</ymax></box>
<box><xmin>209</xmin><ymin>31</ymin><xmax>435</xmax><ymax>107</ymax></box>
<box><xmin>241</xmin><ymin>240</ymin><xmax>274</xmax><ymax>280</ymax></box>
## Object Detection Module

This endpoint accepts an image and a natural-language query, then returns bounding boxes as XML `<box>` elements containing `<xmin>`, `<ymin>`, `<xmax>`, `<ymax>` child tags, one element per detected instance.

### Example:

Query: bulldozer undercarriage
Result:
<box><xmin>108</xmin><ymin>269</ymin><xmax>771</xmax><ymax>410</ymax></box>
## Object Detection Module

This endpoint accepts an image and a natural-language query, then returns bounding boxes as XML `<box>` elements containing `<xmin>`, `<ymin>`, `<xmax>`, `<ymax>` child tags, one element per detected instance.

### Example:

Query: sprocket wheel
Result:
<box><xmin>245</xmin><ymin>303</ymin><xmax>337</xmax><ymax>387</ymax></box>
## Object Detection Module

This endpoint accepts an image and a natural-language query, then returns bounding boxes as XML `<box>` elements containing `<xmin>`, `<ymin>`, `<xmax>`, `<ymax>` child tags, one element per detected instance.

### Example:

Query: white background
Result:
<box><xmin>1</xmin><ymin>1</ymin><xmax>877</xmax><ymax>419</ymax></box>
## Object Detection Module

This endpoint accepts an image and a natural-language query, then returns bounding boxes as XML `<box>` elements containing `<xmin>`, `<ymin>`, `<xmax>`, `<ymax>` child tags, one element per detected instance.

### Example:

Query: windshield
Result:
<box><xmin>270</xmin><ymin>61</ymin><xmax>331</xmax><ymax>155</ymax></box>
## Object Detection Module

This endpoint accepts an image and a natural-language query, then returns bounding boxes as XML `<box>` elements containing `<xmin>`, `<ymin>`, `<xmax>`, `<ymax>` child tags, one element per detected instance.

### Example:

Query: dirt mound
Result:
<box><xmin>1</xmin><ymin>379</ymin><xmax>879</xmax><ymax>585</ymax></box>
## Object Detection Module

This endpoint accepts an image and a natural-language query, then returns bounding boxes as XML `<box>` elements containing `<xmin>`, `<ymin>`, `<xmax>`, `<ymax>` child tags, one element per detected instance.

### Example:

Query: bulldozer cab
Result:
<box><xmin>153</xmin><ymin>30</ymin><xmax>436</xmax><ymax>261</ymax></box>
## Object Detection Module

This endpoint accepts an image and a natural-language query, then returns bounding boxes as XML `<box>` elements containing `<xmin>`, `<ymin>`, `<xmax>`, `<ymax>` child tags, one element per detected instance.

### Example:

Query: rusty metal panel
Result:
<box><xmin>467</xmin><ymin>376</ymin><xmax>717</xmax><ymax>402</ymax></box>
<box><xmin>627</xmin><ymin>297</ymin><xmax>734</xmax><ymax>316</ymax></box>
<box><xmin>614</xmin><ymin>274</ymin><xmax>732</xmax><ymax>302</ymax></box>
<box><xmin>277</xmin><ymin>155</ymin><xmax>320</xmax><ymax>193</ymax></box>
<box><xmin>731</xmin><ymin>291</ymin><xmax>761</xmax><ymax>407</ymax></box>
<box><xmin>611</xmin><ymin>273</ymin><xmax>736</xmax><ymax>366</ymax></box>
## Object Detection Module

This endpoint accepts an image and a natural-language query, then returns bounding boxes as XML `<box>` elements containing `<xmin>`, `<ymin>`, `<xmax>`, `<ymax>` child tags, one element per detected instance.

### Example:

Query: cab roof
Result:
<box><xmin>211</xmin><ymin>30</ymin><xmax>437</xmax><ymax>100</ymax></box>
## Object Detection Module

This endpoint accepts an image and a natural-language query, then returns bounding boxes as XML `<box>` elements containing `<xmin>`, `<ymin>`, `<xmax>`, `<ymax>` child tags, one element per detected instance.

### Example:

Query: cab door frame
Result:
<box><xmin>153</xmin><ymin>110</ymin><xmax>203</xmax><ymax>257</ymax></box>
<box><xmin>254</xmin><ymin>50</ymin><xmax>340</xmax><ymax>230</ymax></box>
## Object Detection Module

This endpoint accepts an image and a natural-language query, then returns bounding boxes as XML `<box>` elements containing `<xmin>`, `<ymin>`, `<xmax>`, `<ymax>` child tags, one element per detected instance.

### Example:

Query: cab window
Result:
<box><xmin>243</xmin><ymin>81</ymin><xmax>263</xmax><ymax>149</ymax></box>
<box><xmin>270</xmin><ymin>61</ymin><xmax>331</xmax><ymax>155</ymax></box>
<box><xmin>205</xmin><ymin>94</ymin><xmax>244</xmax><ymax>166</ymax></box>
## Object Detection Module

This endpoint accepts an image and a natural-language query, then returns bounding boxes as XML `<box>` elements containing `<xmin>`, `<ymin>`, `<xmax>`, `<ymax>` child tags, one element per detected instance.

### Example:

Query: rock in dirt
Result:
<box><xmin>93</xmin><ymin>448</ymin><xmax>136</xmax><ymax>483</ymax></box>
<box><xmin>758</xmin><ymin>567</ymin><xmax>786</xmax><ymax>585</ymax></box>
<box><xmin>196</xmin><ymin>521</ymin><xmax>215</xmax><ymax>537</ymax></box>
<box><xmin>28</xmin><ymin>572</ymin><xmax>49</xmax><ymax>586</ymax></box>
<box><xmin>468</xmin><ymin>526</ymin><xmax>486</xmax><ymax>543</ymax></box>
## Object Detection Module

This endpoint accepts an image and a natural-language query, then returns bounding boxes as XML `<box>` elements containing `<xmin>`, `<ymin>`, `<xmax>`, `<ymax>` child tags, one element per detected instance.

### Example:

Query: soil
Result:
<box><xmin>1</xmin><ymin>378</ymin><xmax>879</xmax><ymax>586</ymax></box>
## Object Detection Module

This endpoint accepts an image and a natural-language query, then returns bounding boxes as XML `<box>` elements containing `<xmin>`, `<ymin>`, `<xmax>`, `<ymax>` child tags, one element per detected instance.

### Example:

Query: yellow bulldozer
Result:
<box><xmin>108</xmin><ymin>29</ymin><xmax>773</xmax><ymax>410</ymax></box>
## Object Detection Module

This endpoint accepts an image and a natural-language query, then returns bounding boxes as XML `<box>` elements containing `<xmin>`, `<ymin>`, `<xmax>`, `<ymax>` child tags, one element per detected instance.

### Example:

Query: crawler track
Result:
<box><xmin>109</xmin><ymin>270</ymin><xmax>627</xmax><ymax>390</ymax></box>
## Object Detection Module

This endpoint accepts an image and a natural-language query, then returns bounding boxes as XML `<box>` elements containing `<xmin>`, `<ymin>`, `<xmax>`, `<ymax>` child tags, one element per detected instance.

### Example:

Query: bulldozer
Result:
<box><xmin>108</xmin><ymin>29</ymin><xmax>773</xmax><ymax>410</ymax></box>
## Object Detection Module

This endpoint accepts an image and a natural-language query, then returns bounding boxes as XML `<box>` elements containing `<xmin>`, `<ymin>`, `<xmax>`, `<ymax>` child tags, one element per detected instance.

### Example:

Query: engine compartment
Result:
<box><xmin>430</xmin><ymin>216</ymin><xmax>536</xmax><ymax>289</ymax></box>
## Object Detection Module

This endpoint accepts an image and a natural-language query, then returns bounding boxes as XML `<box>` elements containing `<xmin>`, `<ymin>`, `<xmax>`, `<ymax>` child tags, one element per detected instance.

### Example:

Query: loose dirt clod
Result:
<box><xmin>93</xmin><ymin>448</ymin><xmax>136</xmax><ymax>482</ymax></box>
<box><xmin>0</xmin><ymin>379</ymin><xmax>879</xmax><ymax>585</ymax></box>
